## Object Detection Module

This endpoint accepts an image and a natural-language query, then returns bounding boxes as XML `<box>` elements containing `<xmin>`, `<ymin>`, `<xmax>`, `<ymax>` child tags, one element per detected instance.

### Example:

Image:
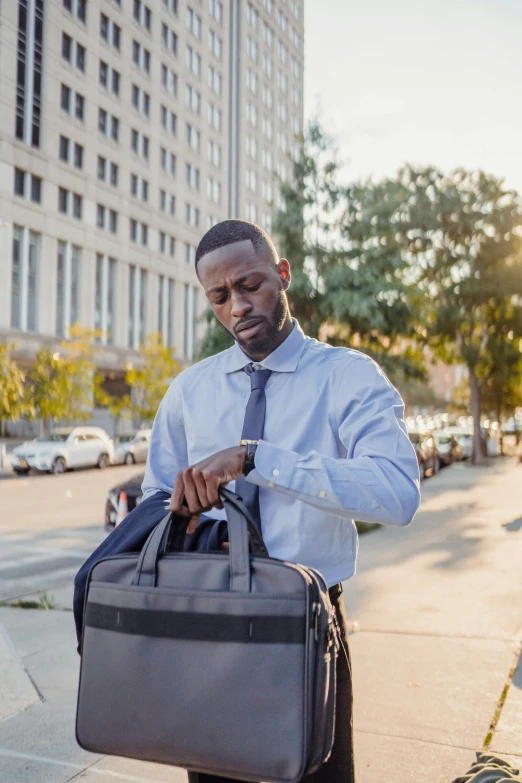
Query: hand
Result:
<box><xmin>170</xmin><ymin>446</ymin><xmax>247</xmax><ymax>517</ymax></box>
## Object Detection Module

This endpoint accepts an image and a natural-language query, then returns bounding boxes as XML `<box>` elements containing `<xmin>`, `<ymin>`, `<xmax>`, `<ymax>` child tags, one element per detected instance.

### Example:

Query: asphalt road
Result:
<box><xmin>0</xmin><ymin>464</ymin><xmax>145</xmax><ymax>602</ymax></box>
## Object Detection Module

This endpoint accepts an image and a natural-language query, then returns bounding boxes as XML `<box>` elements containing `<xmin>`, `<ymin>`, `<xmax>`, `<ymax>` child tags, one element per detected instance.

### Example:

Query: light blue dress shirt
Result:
<box><xmin>142</xmin><ymin>320</ymin><xmax>420</xmax><ymax>587</ymax></box>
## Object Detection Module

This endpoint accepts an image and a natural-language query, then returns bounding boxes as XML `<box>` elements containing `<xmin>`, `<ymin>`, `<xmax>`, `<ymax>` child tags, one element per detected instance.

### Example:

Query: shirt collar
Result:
<box><xmin>223</xmin><ymin>319</ymin><xmax>307</xmax><ymax>374</ymax></box>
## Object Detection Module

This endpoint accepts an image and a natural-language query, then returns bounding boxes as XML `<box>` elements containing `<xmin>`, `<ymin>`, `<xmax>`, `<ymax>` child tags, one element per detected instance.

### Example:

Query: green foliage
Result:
<box><xmin>195</xmin><ymin>308</ymin><xmax>233</xmax><ymax>360</ymax></box>
<box><xmin>57</xmin><ymin>324</ymin><xmax>99</xmax><ymax>423</ymax></box>
<box><xmin>0</xmin><ymin>343</ymin><xmax>27</xmax><ymax>435</ymax></box>
<box><xmin>125</xmin><ymin>333</ymin><xmax>181</xmax><ymax>425</ymax></box>
<box><xmin>25</xmin><ymin>348</ymin><xmax>71</xmax><ymax>433</ymax></box>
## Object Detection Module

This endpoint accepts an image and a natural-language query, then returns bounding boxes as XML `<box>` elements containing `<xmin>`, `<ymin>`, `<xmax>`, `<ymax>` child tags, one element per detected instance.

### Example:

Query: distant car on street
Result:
<box><xmin>431</xmin><ymin>430</ymin><xmax>462</xmax><ymax>466</ymax></box>
<box><xmin>408</xmin><ymin>431</ymin><xmax>440</xmax><ymax>479</ymax></box>
<box><xmin>113</xmin><ymin>430</ymin><xmax>151</xmax><ymax>465</ymax></box>
<box><xmin>105</xmin><ymin>472</ymin><xmax>145</xmax><ymax>530</ymax></box>
<box><xmin>11</xmin><ymin>427</ymin><xmax>114</xmax><ymax>475</ymax></box>
<box><xmin>445</xmin><ymin>427</ymin><xmax>473</xmax><ymax>460</ymax></box>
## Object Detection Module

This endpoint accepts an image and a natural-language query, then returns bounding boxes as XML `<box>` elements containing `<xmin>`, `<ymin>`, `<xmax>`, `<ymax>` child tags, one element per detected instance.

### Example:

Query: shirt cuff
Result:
<box><xmin>246</xmin><ymin>439</ymin><xmax>299</xmax><ymax>490</ymax></box>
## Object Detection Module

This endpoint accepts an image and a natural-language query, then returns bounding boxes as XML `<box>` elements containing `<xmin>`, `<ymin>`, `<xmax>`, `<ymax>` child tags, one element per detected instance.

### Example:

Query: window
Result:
<box><xmin>128</xmin><ymin>266</ymin><xmax>148</xmax><ymax>349</ymax></box>
<box><xmin>292</xmin><ymin>28</ymin><xmax>301</xmax><ymax>49</ymax></box>
<box><xmin>262</xmin><ymin>55</ymin><xmax>273</xmax><ymax>78</ymax></box>
<box><xmin>246</xmin><ymin>102</ymin><xmax>257</xmax><ymax>127</ymax></box>
<box><xmin>94</xmin><ymin>254</ymin><xmax>117</xmax><ymax>345</ymax></box>
<box><xmin>63</xmin><ymin>0</ymin><xmax>87</xmax><ymax>23</ymax></box>
<box><xmin>160</xmin><ymin>190</ymin><xmax>176</xmax><ymax>215</ymax></box>
<box><xmin>13</xmin><ymin>168</ymin><xmax>42</xmax><ymax>203</ymax></box>
<box><xmin>278</xmin><ymin>101</ymin><xmax>288</xmax><ymax>122</ymax></box>
<box><xmin>185</xmin><ymin>85</ymin><xmax>201</xmax><ymax>114</ymax></box>
<box><xmin>278</xmin><ymin>10</ymin><xmax>288</xmax><ymax>33</ymax></box>
<box><xmin>158</xmin><ymin>276</ymin><xmax>176</xmax><ymax>347</ymax></box>
<box><xmin>160</xmin><ymin>147</ymin><xmax>176</xmax><ymax>175</ymax></box>
<box><xmin>162</xmin><ymin>24</ymin><xmax>178</xmax><ymax>54</ymax></box>
<box><xmin>262</xmin><ymin>213</ymin><xmax>272</xmax><ymax>233</ymax></box>
<box><xmin>159</xmin><ymin>232</ymin><xmax>176</xmax><ymax>256</ymax></box>
<box><xmin>207</xmin><ymin>177</ymin><xmax>221</xmax><ymax>204</ymax></box>
<box><xmin>183</xmin><ymin>283</ymin><xmax>198</xmax><ymax>359</ymax></box>
<box><xmin>186</xmin><ymin>124</ymin><xmax>200</xmax><ymax>152</ymax></box>
<box><xmin>58</xmin><ymin>188</ymin><xmax>83</xmax><ymax>219</ymax></box>
<box><xmin>130</xmin><ymin>173</ymin><xmax>149</xmax><ymax>202</ymax></box>
<box><xmin>277</xmin><ymin>131</ymin><xmax>288</xmax><ymax>153</ymax></box>
<box><xmin>292</xmin><ymin>0</ymin><xmax>301</xmax><ymax>19</ymax></box>
<box><xmin>132</xmin><ymin>84</ymin><xmax>150</xmax><ymax>117</ymax></box>
<box><xmin>276</xmin><ymin>160</ymin><xmax>288</xmax><ymax>181</ymax></box>
<box><xmin>247</xmin><ymin>3</ymin><xmax>258</xmax><ymax>29</ymax></box>
<box><xmin>161</xmin><ymin>106</ymin><xmax>177</xmax><ymax>135</ymax></box>
<box><xmin>208</xmin><ymin>66</ymin><xmax>222</xmax><ymax>96</ymax></box>
<box><xmin>263</xmin><ymin>23</ymin><xmax>274</xmax><ymax>47</ymax></box>
<box><xmin>292</xmin><ymin>57</ymin><xmax>301</xmax><ymax>79</ymax></box>
<box><xmin>262</xmin><ymin>116</ymin><xmax>273</xmax><ymax>140</ymax></box>
<box><xmin>163</xmin><ymin>0</ymin><xmax>178</xmax><ymax>13</ymax></box>
<box><xmin>131</xmin><ymin>129</ymin><xmax>149</xmax><ymax>159</ymax></box>
<box><xmin>262</xmin><ymin>148</ymin><xmax>272</xmax><ymax>170</ymax></box>
<box><xmin>247</xmin><ymin>36</ymin><xmax>257</xmax><ymax>63</ymax></box>
<box><xmin>246</xmin><ymin>69</ymin><xmax>257</xmax><ymax>95</ymax></box>
<box><xmin>185</xmin><ymin>163</ymin><xmax>200</xmax><ymax>190</ymax></box>
<box><xmin>208</xmin><ymin>140</ymin><xmax>221</xmax><ymax>167</ymax></box>
<box><xmin>185</xmin><ymin>244</ymin><xmax>196</xmax><ymax>265</ymax></box>
<box><xmin>246</xmin><ymin>168</ymin><xmax>257</xmax><ymax>193</ymax></box>
<box><xmin>245</xmin><ymin>202</ymin><xmax>257</xmax><ymax>222</ymax></box>
<box><xmin>99</xmin><ymin>109</ymin><xmax>119</xmax><ymax>141</ymax></box>
<box><xmin>56</xmin><ymin>242</ymin><xmax>81</xmax><ymax>337</ymax></box>
<box><xmin>263</xmin><ymin>0</ymin><xmax>273</xmax><ymax>13</ymax></box>
<box><xmin>291</xmin><ymin>85</ymin><xmax>300</xmax><ymax>106</ymax></box>
<box><xmin>100</xmin><ymin>13</ymin><xmax>121</xmax><ymax>50</ymax></box>
<box><xmin>62</xmin><ymin>33</ymin><xmax>86</xmax><ymax>71</ymax></box>
<box><xmin>186</xmin><ymin>46</ymin><xmax>201</xmax><ymax>77</ymax></box>
<box><xmin>97</xmin><ymin>205</ymin><xmax>118</xmax><ymax>233</ymax></box>
<box><xmin>97</xmin><ymin>156</ymin><xmax>119</xmax><ymax>185</ymax></box>
<box><xmin>209</xmin><ymin>0</ymin><xmax>223</xmax><ymax>25</ymax></box>
<box><xmin>99</xmin><ymin>62</ymin><xmax>120</xmax><ymax>95</ymax></box>
<box><xmin>246</xmin><ymin>136</ymin><xmax>258</xmax><ymax>160</ymax></box>
<box><xmin>15</xmin><ymin>0</ymin><xmax>44</xmax><ymax>147</ymax></box>
<box><xmin>262</xmin><ymin>85</ymin><xmax>273</xmax><ymax>109</ymax></box>
<box><xmin>208</xmin><ymin>103</ymin><xmax>222</xmax><ymax>131</ymax></box>
<box><xmin>262</xmin><ymin>180</ymin><xmax>273</xmax><ymax>203</ymax></box>
<box><xmin>161</xmin><ymin>64</ymin><xmax>178</xmax><ymax>96</ymax></box>
<box><xmin>208</xmin><ymin>30</ymin><xmax>222</xmax><ymax>59</ymax></box>
<box><xmin>277</xmin><ymin>70</ymin><xmax>288</xmax><ymax>94</ymax></box>
<box><xmin>186</xmin><ymin>7</ymin><xmax>202</xmax><ymax>38</ymax></box>
<box><xmin>129</xmin><ymin>220</ymin><xmax>149</xmax><ymax>247</ymax></box>
<box><xmin>132</xmin><ymin>41</ymin><xmax>150</xmax><ymax>73</ymax></box>
<box><xmin>61</xmin><ymin>84</ymin><xmax>85</xmax><ymax>121</ymax></box>
<box><xmin>11</xmin><ymin>227</ymin><xmax>41</xmax><ymax>332</ymax></box>
<box><xmin>133</xmin><ymin>0</ymin><xmax>151</xmax><ymax>31</ymax></box>
<box><xmin>185</xmin><ymin>203</ymin><xmax>200</xmax><ymax>228</ymax></box>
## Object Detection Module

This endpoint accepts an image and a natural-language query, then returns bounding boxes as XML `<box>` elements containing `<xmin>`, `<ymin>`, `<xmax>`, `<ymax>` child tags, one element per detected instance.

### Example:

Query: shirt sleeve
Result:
<box><xmin>141</xmin><ymin>377</ymin><xmax>188</xmax><ymax>500</ymax></box>
<box><xmin>247</xmin><ymin>356</ymin><xmax>421</xmax><ymax>526</ymax></box>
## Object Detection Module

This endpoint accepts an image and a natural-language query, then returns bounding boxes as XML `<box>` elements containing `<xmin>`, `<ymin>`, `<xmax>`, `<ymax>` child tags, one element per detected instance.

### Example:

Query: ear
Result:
<box><xmin>278</xmin><ymin>258</ymin><xmax>291</xmax><ymax>290</ymax></box>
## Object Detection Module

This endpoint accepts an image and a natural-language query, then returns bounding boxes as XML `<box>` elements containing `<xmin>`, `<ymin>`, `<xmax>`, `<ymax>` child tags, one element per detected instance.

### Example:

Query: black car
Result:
<box><xmin>105</xmin><ymin>473</ymin><xmax>145</xmax><ymax>530</ymax></box>
<box><xmin>408</xmin><ymin>431</ymin><xmax>440</xmax><ymax>480</ymax></box>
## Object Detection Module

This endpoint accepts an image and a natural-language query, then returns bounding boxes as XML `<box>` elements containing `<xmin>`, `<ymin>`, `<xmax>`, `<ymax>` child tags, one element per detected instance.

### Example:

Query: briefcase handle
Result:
<box><xmin>133</xmin><ymin>488</ymin><xmax>266</xmax><ymax>592</ymax></box>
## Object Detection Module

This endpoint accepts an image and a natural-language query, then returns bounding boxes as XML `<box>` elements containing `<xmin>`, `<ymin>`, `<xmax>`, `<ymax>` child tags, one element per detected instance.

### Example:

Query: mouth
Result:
<box><xmin>235</xmin><ymin>319</ymin><xmax>264</xmax><ymax>340</ymax></box>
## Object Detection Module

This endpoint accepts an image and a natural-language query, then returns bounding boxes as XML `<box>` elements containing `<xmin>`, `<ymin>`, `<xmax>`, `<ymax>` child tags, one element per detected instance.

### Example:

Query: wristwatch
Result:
<box><xmin>239</xmin><ymin>439</ymin><xmax>259</xmax><ymax>475</ymax></box>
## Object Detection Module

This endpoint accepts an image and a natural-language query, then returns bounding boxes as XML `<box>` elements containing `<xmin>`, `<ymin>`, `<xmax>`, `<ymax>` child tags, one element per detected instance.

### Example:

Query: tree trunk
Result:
<box><xmin>0</xmin><ymin>419</ymin><xmax>6</xmax><ymax>438</ymax></box>
<box><xmin>469</xmin><ymin>370</ymin><xmax>484</xmax><ymax>464</ymax></box>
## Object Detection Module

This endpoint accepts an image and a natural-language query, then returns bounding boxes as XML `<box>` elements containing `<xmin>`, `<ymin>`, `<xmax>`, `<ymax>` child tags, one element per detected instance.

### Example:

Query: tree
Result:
<box><xmin>25</xmin><ymin>348</ymin><xmax>71</xmax><ymax>435</ymax></box>
<box><xmin>58</xmin><ymin>324</ymin><xmax>100</xmax><ymax>423</ymax></box>
<box><xmin>125</xmin><ymin>333</ymin><xmax>181</xmax><ymax>425</ymax></box>
<box><xmin>0</xmin><ymin>344</ymin><xmax>27</xmax><ymax>437</ymax></box>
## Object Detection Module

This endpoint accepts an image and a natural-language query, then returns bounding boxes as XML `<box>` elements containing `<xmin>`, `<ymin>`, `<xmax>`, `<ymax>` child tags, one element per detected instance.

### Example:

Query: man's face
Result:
<box><xmin>197</xmin><ymin>239</ymin><xmax>291</xmax><ymax>356</ymax></box>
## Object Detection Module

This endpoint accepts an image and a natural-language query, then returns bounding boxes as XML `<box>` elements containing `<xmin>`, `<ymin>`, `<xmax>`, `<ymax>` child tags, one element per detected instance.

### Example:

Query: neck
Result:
<box><xmin>244</xmin><ymin>316</ymin><xmax>294</xmax><ymax>362</ymax></box>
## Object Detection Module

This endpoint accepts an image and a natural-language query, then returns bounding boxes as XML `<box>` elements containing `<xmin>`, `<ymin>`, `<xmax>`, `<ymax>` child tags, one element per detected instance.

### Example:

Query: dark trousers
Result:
<box><xmin>188</xmin><ymin>584</ymin><xmax>355</xmax><ymax>783</ymax></box>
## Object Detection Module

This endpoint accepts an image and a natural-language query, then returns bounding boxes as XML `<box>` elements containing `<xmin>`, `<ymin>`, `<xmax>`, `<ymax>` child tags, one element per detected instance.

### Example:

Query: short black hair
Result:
<box><xmin>195</xmin><ymin>219</ymin><xmax>278</xmax><ymax>267</ymax></box>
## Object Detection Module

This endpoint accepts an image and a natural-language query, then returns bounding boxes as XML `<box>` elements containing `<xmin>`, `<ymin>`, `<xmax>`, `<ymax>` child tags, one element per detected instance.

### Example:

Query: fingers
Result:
<box><xmin>170</xmin><ymin>471</ymin><xmax>188</xmax><ymax>513</ymax></box>
<box><xmin>186</xmin><ymin>514</ymin><xmax>200</xmax><ymax>534</ymax></box>
<box><xmin>192</xmin><ymin>469</ymin><xmax>211</xmax><ymax>512</ymax></box>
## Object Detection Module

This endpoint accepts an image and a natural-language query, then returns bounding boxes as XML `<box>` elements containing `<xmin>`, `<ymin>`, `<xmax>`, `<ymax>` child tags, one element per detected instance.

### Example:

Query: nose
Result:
<box><xmin>230</xmin><ymin>290</ymin><xmax>252</xmax><ymax>319</ymax></box>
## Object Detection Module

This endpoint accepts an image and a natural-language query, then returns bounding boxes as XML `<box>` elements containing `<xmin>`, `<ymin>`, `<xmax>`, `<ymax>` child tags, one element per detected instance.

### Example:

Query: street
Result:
<box><xmin>1</xmin><ymin>460</ymin><xmax>522</xmax><ymax>783</ymax></box>
<box><xmin>0</xmin><ymin>465</ymin><xmax>143</xmax><ymax>602</ymax></box>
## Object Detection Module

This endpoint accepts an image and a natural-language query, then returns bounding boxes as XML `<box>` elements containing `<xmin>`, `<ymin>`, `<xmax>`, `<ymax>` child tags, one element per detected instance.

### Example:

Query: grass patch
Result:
<box><xmin>483</xmin><ymin>660</ymin><xmax>518</xmax><ymax>748</ymax></box>
<box><xmin>356</xmin><ymin>521</ymin><xmax>381</xmax><ymax>535</ymax></box>
<box><xmin>0</xmin><ymin>592</ymin><xmax>55</xmax><ymax>610</ymax></box>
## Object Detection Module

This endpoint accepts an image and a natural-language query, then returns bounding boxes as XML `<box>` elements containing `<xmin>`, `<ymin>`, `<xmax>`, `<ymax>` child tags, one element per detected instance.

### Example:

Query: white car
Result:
<box><xmin>11</xmin><ymin>427</ymin><xmax>115</xmax><ymax>475</ymax></box>
<box><xmin>113</xmin><ymin>430</ymin><xmax>151</xmax><ymax>465</ymax></box>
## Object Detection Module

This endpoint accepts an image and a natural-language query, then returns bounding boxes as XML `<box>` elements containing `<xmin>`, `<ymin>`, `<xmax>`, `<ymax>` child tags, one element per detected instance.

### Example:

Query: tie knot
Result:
<box><xmin>245</xmin><ymin>363</ymin><xmax>272</xmax><ymax>390</ymax></box>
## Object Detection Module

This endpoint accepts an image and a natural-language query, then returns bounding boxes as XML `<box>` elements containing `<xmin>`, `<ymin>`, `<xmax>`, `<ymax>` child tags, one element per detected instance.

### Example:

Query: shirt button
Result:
<box><xmin>272</xmin><ymin>468</ymin><xmax>280</xmax><ymax>477</ymax></box>
<box><xmin>268</xmin><ymin>481</ymin><xmax>275</xmax><ymax>489</ymax></box>
<box><xmin>319</xmin><ymin>490</ymin><xmax>326</xmax><ymax>498</ymax></box>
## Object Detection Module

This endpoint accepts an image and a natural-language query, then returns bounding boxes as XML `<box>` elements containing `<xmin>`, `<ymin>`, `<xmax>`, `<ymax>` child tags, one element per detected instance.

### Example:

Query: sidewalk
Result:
<box><xmin>1</xmin><ymin>459</ymin><xmax>522</xmax><ymax>782</ymax></box>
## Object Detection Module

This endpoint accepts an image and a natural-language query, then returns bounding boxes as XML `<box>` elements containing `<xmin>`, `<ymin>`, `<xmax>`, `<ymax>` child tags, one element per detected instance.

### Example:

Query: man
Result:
<box><xmin>141</xmin><ymin>219</ymin><xmax>421</xmax><ymax>783</ymax></box>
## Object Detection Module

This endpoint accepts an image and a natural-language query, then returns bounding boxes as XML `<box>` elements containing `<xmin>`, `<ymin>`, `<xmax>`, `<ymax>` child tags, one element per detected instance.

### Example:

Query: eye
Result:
<box><xmin>213</xmin><ymin>294</ymin><xmax>227</xmax><ymax>305</ymax></box>
<box><xmin>244</xmin><ymin>282</ymin><xmax>262</xmax><ymax>292</ymax></box>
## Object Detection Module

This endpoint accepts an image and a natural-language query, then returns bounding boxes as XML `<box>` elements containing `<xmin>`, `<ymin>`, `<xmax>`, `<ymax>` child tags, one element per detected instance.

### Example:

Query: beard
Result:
<box><xmin>233</xmin><ymin>292</ymin><xmax>290</xmax><ymax>356</ymax></box>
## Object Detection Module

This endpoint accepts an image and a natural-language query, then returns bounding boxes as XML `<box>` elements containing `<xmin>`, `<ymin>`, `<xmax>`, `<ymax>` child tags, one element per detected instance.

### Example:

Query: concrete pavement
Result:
<box><xmin>1</xmin><ymin>459</ymin><xmax>522</xmax><ymax>782</ymax></box>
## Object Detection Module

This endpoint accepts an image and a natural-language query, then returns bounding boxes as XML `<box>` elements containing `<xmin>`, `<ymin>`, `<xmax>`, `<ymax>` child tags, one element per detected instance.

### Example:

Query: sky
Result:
<box><xmin>304</xmin><ymin>0</ymin><xmax>522</xmax><ymax>192</ymax></box>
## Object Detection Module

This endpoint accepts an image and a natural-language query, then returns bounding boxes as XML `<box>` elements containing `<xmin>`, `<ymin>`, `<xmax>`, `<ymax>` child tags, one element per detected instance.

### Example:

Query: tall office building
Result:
<box><xmin>0</xmin><ymin>0</ymin><xmax>304</xmax><ymax>388</ymax></box>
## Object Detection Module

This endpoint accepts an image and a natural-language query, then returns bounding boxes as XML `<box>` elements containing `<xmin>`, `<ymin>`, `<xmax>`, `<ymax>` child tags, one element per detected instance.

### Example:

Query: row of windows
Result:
<box><xmin>247</xmin><ymin>2</ymin><xmax>302</xmax><ymax>48</ymax></box>
<box><xmin>11</xmin><ymin>227</ymin><xmax>201</xmax><ymax>357</ymax></box>
<box><xmin>63</xmin><ymin>0</ymin><xmax>225</xmax><ymax>29</ymax></box>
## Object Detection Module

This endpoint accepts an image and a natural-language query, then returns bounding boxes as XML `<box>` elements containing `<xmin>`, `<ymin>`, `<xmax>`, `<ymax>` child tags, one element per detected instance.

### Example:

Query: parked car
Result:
<box><xmin>106</xmin><ymin>473</ymin><xmax>145</xmax><ymax>530</ymax></box>
<box><xmin>431</xmin><ymin>430</ymin><xmax>462</xmax><ymax>466</ymax></box>
<box><xmin>408</xmin><ymin>431</ymin><xmax>440</xmax><ymax>479</ymax></box>
<box><xmin>113</xmin><ymin>429</ymin><xmax>151</xmax><ymax>465</ymax></box>
<box><xmin>11</xmin><ymin>427</ymin><xmax>114</xmax><ymax>475</ymax></box>
<box><xmin>445</xmin><ymin>427</ymin><xmax>473</xmax><ymax>460</ymax></box>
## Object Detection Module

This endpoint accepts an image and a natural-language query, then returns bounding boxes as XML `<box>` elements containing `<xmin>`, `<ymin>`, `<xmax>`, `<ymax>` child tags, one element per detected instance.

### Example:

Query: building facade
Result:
<box><xmin>0</xmin><ymin>0</ymin><xmax>304</xmax><ymax>385</ymax></box>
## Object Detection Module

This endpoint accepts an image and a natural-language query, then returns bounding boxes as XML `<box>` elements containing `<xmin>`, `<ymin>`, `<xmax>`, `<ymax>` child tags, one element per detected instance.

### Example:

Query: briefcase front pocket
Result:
<box><xmin>77</xmin><ymin>583</ymin><xmax>311</xmax><ymax>783</ymax></box>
